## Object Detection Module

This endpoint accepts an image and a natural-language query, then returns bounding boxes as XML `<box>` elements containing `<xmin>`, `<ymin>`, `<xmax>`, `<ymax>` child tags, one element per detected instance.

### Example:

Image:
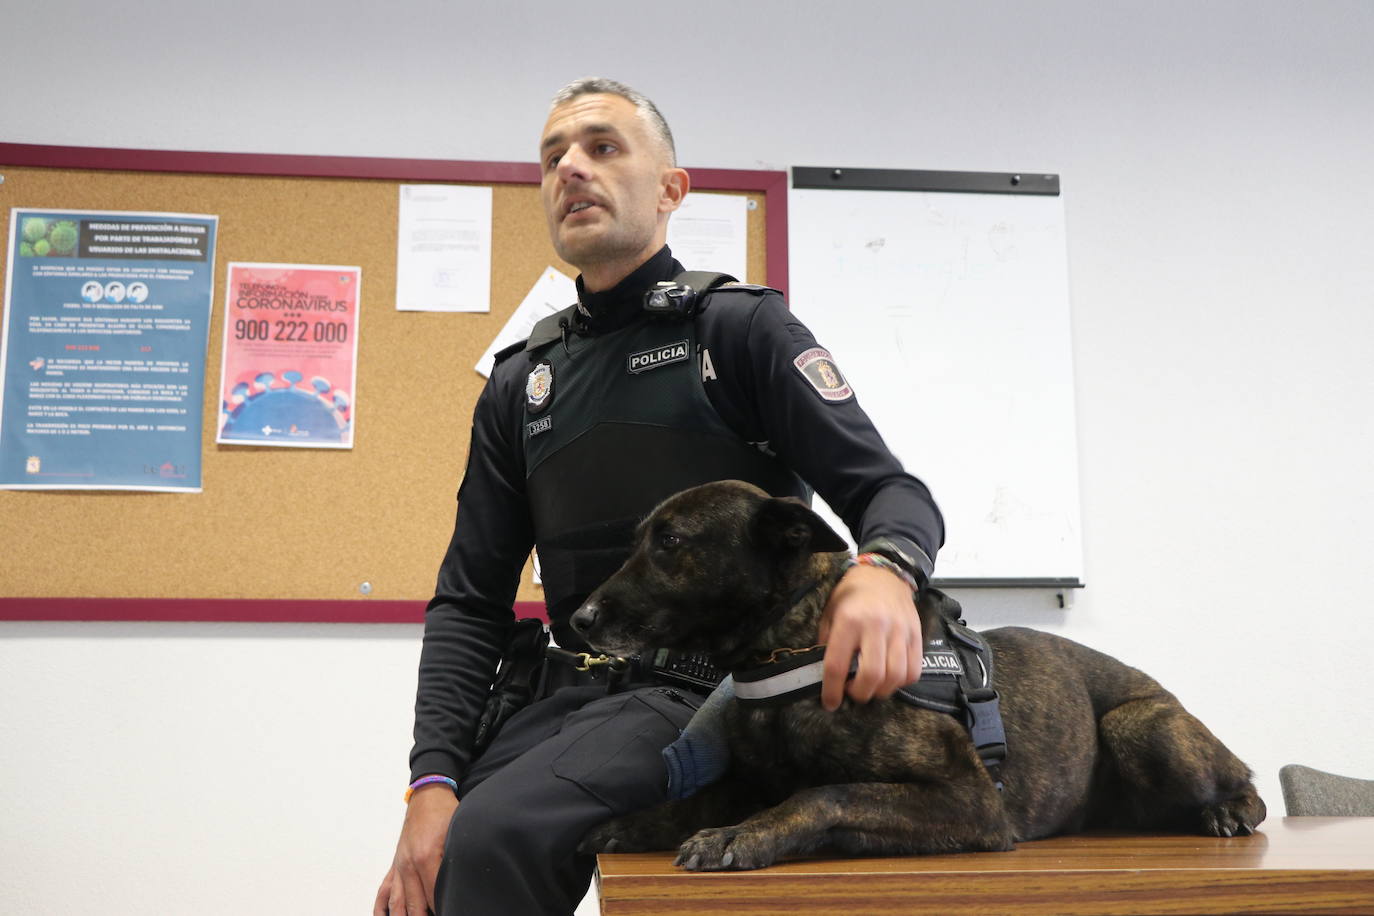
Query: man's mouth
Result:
<box><xmin>564</xmin><ymin>198</ymin><xmax>603</xmax><ymax>219</ymax></box>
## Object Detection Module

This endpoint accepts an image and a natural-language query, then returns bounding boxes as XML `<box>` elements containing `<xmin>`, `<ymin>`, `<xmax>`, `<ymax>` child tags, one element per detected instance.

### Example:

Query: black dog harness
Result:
<box><xmin>732</xmin><ymin>617</ymin><xmax>1008</xmax><ymax>788</ymax></box>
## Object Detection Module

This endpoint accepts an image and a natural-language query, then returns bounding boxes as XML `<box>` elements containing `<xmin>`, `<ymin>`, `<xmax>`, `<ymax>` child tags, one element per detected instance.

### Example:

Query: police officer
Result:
<box><xmin>375</xmin><ymin>78</ymin><xmax>944</xmax><ymax>916</ymax></box>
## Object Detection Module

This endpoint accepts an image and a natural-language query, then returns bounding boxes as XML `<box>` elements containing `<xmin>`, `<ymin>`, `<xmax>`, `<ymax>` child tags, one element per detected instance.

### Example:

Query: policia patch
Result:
<box><xmin>628</xmin><ymin>339</ymin><xmax>690</xmax><ymax>375</ymax></box>
<box><xmin>792</xmin><ymin>347</ymin><xmax>853</xmax><ymax>403</ymax></box>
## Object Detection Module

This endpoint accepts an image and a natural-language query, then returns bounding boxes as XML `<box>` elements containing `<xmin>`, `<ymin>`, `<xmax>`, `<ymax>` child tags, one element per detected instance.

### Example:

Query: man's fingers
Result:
<box><xmin>905</xmin><ymin>621</ymin><xmax>924</xmax><ymax>684</ymax></box>
<box><xmin>871</xmin><ymin>616</ymin><xmax>922</xmax><ymax>697</ymax></box>
<box><xmin>876</xmin><ymin>630</ymin><xmax>912</xmax><ymax>698</ymax></box>
<box><xmin>386</xmin><ymin>872</ymin><xmax>407</xmax><ymax>916</ymax></box>
<box><xmin>845</xmin><ymin>625</ymin><xmax>888</xmax><ymax>704</ymax></box>
<box><xmin>400</xmin><ymin>864</ymin><xmax>430</xmax><ymax>916</ymax></box>
<box><xmin>374</xmin><ymin>872</ymin><xmax>393</xmax><ymax>916</ymax></box>
<box><xmin>419</xmin><ymin>854</ymin><xmax>440</xmax><ymax>914</ymax></box>
<box><xmin>820</xmin><ymin>629</ymin><xmax>857</xmax><ymax>711</ymax></box>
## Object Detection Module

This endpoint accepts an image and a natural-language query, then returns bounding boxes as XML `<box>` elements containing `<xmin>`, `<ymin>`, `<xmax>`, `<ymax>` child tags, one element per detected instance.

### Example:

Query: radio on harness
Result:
<box><xmin>647</xmin><ymin>648</ymin><xmax>728</xmax><ymax>692</ymax></box>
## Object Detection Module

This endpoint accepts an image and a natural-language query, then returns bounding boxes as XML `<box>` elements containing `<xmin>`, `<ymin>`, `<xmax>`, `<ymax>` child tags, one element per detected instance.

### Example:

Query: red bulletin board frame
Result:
<box><xmin>0</xmin><ymin>142</ymin><xmax>789</xmax><ymax>624</ymax></box>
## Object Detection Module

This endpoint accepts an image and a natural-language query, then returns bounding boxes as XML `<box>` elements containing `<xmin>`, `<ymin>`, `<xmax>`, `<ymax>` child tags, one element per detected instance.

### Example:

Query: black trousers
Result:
<box><xmin>434</xmin><ymin>682</ymin><xmax>703</xmax><ymax>916</ymax></box>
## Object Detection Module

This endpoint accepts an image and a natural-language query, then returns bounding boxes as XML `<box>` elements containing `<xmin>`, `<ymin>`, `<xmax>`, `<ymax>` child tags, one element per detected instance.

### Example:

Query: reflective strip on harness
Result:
<box><xmin>733</xmin><ymin>659</ymin><xmax>827</xmax><ymax>705</ymax></box>
<box><xmin>732</xmin><ymin>646</ymin><xmax>854</xmax><ymax>708</ymax></box>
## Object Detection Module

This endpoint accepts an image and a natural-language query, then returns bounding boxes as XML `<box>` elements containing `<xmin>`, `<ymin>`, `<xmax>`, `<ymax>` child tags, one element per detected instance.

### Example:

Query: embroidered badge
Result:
<box><xmin>792</xmin><ymin>347</ymin><xmax>853</xmax><ymax>402</ymax></box>
<box><xmin>526</xmin><ymin>360</ymin><xmax>553</xmax><ymax>413</ymax></box>
<box><xmin>628</xmin><ymin>339</ymin><xmax>690</xmax><ymax>375</ymax></box>
<box><xmin>527</xmin><ymin>415</ymin><xmax>552</xmax><ymax>438</ymax></box>
<box><xmin>922</xmin><ymin>649</ymin><xmax>965</xmax><ymax>676</ymax></box>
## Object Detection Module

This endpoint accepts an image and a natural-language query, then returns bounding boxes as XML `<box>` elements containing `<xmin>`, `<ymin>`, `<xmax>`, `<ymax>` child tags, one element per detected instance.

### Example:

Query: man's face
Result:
<box><xmin>539</xmin><ymin>93</ymin><xmax>681</xmax><ymax>278</ymax></box>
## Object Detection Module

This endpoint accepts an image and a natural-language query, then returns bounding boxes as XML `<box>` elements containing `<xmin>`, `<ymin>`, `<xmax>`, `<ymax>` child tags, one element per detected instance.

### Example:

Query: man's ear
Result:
<box><xmin>659</xmin><ymin>167</ymin><xmax>689</xmax><ymax>214</ymax></box>
<box><xmin>753</xmin><ymin>496</ymin><xmax>849</xmax><ymax>554</ymax></box>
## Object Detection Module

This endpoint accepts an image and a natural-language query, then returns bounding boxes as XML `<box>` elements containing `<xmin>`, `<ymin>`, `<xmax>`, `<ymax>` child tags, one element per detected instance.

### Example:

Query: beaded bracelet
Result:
<box><xmin>847</xmin><ymin>552</ymin><xmax>921</xmax><ymax>595</ymax></box>
<box><xmin>404</xmin><ymin>774</ymin><xmax>458</xmax><ymax>803</ymax></box>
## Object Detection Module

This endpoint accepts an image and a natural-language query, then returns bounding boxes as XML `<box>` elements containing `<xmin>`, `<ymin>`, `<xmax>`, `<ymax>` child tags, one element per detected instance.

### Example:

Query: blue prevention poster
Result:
<box><xmin>0</xmin><ymin>209</ymin><xmax>219</xmax><ymax>491</ymax></box>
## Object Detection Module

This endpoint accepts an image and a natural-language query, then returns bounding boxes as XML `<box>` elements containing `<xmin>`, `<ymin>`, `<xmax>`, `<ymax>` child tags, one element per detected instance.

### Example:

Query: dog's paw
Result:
<box><xmin>1200</xmin><ymin>789</ymin><xmax>1267</xmax><ymax>838</ymax></box>
<box><xmin>674</xmin><ymin>825</ymin><xmax>779</xmax><ymax>871</ymax></box>
<box><xmin>579</xmin><ymin>817</ymin><xmax>653</xmax><ymax>855</ymax></box>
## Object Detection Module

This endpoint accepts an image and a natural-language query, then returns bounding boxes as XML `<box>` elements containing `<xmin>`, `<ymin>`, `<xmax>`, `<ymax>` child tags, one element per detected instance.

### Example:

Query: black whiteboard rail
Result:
<box><xmin>933</xmin><ymin>578</ymin><xmax>1084</xmax><ymax>610</ymax></box>
<box><xmin>793</xmin><ymin>166</ymin><xmax>1059</xmax><ymax>196</ymax></box>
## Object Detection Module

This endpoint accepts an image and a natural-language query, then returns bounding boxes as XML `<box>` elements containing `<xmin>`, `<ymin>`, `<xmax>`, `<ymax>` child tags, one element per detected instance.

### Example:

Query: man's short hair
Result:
<box><xmin>549</xmin><ymin>77</ymin><xmax>677</xmax><ymax>167</ymax></box>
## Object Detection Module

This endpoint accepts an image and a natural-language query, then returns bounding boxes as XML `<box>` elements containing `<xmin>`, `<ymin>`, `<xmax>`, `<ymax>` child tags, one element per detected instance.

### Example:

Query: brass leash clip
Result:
<box><xmin>573</xmin><ymin>652</ymin><xmax>629</xmax><ymax>673</ymax></box>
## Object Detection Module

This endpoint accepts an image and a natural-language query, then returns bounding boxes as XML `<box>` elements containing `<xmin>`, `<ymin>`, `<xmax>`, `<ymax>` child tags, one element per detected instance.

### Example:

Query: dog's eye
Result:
<box><xmin>658</xmin><ymin>533</ymin><xmax>681</xmax><ymax>550</ymax></box>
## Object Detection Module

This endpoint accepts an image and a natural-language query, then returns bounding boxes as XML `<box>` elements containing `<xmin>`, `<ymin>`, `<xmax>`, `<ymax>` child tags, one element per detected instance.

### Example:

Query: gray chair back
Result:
<box><xmin>1279</xmin><ymin>764</ymin><xmax>1374</xmax><ymax>816</ymax></box>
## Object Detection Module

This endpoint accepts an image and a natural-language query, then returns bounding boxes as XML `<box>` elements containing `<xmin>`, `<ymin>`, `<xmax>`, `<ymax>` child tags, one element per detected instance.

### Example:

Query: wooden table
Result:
<box><xmin>596</xmin><ymin>817</ymin><xmax>1374</xmax><ymax>915</ymax></box>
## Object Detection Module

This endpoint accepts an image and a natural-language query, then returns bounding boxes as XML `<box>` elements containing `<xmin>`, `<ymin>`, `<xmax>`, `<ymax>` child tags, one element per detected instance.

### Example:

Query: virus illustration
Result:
<box><xmin>221</xmin><ymin>369</ymin><xmax>352</xmax><ymax>444</ymax></box>
<box><xmin>48</xmin><ymin>221</ymin><xmax>79</xmax><ymax>255</ymax></box>
<box><xmin>21</xmin><ymin>217</ymin><xmax>48</xmax><ymax>244</ymax></box>
<box><xmin>17</xmin><ymin>216</ymin><xmax>80</xmax><ymax>257</ymax></box>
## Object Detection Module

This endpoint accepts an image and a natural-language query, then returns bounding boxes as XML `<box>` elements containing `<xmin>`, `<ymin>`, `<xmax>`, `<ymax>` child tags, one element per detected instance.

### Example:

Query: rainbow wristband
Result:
<box><xmin>404</xmin><ymin>774</ymin><xmax>458</xmax><ymax>803</ymax></box>
<box><xmin>847</xmin><ymin>553</ymin><xmax>921</xmax><ymax>595</ymax></box>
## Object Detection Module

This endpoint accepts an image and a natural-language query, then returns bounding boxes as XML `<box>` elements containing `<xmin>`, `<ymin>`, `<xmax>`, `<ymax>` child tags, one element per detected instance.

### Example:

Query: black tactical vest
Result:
<box><xmin>520</xmin><ymin>291</ymin><xmax>808</xmax><ymax>649</ymax></box>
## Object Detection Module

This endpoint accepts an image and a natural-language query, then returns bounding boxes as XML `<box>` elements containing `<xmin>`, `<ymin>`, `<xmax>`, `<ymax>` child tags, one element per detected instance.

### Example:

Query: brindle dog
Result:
<box><xmin>570</xmin><ymin>480</ymin><xmax>1265</xmax><ymax>871</ymax></box>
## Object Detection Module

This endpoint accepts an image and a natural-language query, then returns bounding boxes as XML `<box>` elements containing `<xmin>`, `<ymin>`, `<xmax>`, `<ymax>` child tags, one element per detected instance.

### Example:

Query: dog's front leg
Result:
<box><xmin>676</xmin><ymin>779</ymin><xmax>1014</xmax><ymax>870</ymax></box>
<box><xmin>580</xmin><ymin>776</ymin><xmax>764</xmax><ymax>854</ymax></box>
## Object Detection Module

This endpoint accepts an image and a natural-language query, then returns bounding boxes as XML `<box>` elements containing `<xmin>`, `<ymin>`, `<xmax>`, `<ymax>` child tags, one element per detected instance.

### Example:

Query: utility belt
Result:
<box><xmin>472</xmin><ymin>619</ymin><xmax>725</xmax><ymax>756</ymax></box>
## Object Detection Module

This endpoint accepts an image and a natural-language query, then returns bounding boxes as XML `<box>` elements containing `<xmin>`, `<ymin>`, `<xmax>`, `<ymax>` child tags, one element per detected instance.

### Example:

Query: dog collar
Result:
<box><xmin>730</xmin><ymin>642</ymin><xmax>954</xmax><ymax>708</ymax></box>
<box><xmin>732</xmin><ymin>646</ymin><xmax>848</xmax><ymax>707</ymax></box>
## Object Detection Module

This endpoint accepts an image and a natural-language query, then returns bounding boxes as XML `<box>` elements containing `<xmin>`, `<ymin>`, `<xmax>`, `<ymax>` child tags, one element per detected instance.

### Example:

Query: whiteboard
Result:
<box><xmin>789</xmin><ymin>181</ymin><xmax>1083</xmax><ymax>584</ymax></box>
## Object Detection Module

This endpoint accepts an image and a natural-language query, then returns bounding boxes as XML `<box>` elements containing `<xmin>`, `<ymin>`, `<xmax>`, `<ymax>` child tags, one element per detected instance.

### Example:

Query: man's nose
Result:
<box><xmin>556</xmin><ymin>143</ymin><xmax>593</xmax><ymax>183</ymax></box>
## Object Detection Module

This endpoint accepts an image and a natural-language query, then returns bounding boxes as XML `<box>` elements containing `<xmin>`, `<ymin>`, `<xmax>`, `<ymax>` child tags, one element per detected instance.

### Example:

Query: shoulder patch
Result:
<box><xmin>792</xmin><ymin>347</ymin><xmax>853</xmax><ymax>403</ymax></box>
<box><xmin>492</xmin><ymin>338</ymin><xmax>527</xmax><ymax>367</ymax></box>
<box><xmin>526</xmin><ymin>360</ymin><xmax>554</xmax><ymax>414</ymax></box>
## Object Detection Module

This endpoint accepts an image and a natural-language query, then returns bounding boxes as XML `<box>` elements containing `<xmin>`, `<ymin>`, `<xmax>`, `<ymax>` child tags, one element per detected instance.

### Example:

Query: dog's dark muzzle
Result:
<box><xmin>568</xmin><ymin>596</ymin><xmax>609</xmax><ymax>644</ymax></box>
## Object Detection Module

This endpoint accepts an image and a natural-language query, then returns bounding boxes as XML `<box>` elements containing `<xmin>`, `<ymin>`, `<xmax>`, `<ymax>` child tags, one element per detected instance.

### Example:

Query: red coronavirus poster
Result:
<box><xmin>217</xmin><ymin>263</ymin><xmax>361</xmax><ymax>448</ymax></box>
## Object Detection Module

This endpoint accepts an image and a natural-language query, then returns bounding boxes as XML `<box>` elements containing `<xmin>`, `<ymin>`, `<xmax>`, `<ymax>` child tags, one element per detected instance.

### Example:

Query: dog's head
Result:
<box><xmin>570</xmin><ymin>480</ymin><xmax>849</xmax><ymax>665</ymax></box>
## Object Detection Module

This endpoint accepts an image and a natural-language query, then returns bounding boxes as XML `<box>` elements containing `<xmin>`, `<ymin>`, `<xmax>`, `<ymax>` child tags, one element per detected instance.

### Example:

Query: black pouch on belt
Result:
<box><xmin>472</xmin><ymin>618</ymin><xmax>551</xmax><ymax>756</ymax></box>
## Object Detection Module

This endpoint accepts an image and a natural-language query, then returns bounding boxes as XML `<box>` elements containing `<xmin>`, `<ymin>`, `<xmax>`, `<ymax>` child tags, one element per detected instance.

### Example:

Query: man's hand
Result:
<box><xmin>374</xmin><ymin>784</ymin><xmax>459</xmax><ymax>916</ymax></box>
<box><xmin>817</xmin><ymin>563</ymin><xmax>922</xmax><ymax>711</ymax></box>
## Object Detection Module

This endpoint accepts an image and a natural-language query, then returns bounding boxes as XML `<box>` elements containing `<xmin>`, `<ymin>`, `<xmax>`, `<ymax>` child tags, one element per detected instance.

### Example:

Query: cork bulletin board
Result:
<box><xmin>0</xmin><ymin>143</ymin><xmax>786</xmax><ymax>622</ymax></box>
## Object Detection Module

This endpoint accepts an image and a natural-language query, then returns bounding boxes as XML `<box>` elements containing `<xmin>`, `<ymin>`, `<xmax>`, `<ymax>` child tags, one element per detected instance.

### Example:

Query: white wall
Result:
<box><xmin>4</xmin><ymin>1</ymin><xmax>1372</xmax><ymax>912</ymax></box>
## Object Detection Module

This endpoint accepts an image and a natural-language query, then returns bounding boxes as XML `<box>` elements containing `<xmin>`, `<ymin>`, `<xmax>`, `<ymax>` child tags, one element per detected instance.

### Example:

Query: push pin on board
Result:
<box><xmin>359</xmin><ymin>581</ymin><xmax>373</xmax><ymax>596</ymax></box>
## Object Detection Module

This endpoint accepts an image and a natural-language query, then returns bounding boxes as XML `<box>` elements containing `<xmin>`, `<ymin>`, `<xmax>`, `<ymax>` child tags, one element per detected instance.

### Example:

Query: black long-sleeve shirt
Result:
<box><xmin>409</xmin><ymin>247</ymin><xmax>943</xmax><ymax>782</ymax></box>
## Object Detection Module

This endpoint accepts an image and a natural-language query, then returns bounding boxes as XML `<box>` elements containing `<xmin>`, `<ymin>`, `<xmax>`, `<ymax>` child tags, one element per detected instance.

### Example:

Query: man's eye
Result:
<box><xmin>545</xmin><ymin>154</ymin><xmax>561</xmax><ymax>170</ymax></box>
<box><xmin>594</xmin><ymin>143</ymin><xmax>617</xmax><ymax>155</ymax></box>
<box><xmin>659</xmin><ymin>533</ymin><xmax>681</xmax><ymax>550</ymax></box>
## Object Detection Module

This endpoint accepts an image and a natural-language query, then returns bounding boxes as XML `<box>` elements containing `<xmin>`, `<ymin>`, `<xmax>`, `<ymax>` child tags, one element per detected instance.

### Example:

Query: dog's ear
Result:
<box><xmin>753</xmin><ymin>497</ymin><xmax>850</xmax><ymax>554</ymax></box>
